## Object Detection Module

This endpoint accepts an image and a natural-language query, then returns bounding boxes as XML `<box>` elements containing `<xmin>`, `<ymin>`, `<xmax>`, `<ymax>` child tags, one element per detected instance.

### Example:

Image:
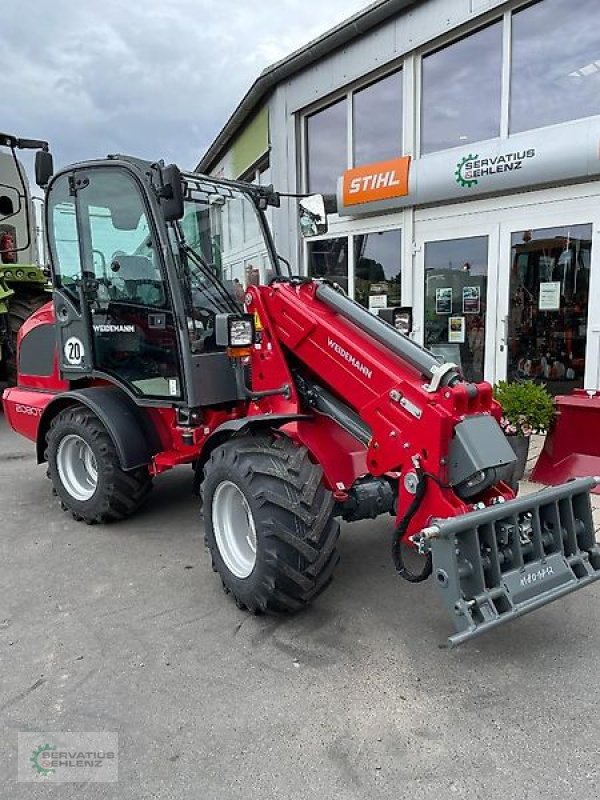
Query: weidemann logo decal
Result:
<box><xmin>455</xmin><ymin>149</ymin><xmax>536</xmax><ymax>188</ymax></box>
<box><xmin>92</xmin><ymin>324</ymin><xmax>136</xmax><ymax>333</ymax></box>
<box><xmin>327</xmin><ymin>338</ymin><xmax>372</xmax><ymax>379</ymax></box>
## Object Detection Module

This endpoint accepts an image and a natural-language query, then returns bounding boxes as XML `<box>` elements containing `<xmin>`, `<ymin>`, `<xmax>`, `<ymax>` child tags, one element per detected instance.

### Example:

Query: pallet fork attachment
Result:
<box><xmin>419</xmin><ymin>477</ymin><xmax>600</xmax><ymax>647</ymax></box>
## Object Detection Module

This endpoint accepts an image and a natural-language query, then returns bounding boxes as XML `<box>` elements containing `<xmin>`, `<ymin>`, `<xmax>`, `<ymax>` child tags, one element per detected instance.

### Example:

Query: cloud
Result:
<box><xmin>2</xmin><ymin>0</ymin><xmax>372</xmax><ymax>178</ymax></box>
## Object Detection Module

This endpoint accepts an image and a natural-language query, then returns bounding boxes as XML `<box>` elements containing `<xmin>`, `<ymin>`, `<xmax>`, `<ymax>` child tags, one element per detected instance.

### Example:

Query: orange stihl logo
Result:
<box><xmin>342</xmin><ymin>156</ymin><xmax>411</xmax><ymax>206</ymax></box>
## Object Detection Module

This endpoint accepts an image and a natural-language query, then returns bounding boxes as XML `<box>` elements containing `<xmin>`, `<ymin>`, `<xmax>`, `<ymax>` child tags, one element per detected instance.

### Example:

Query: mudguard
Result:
<box><xmin>424</xmin><ymin>477</ymin><xmax>600</xmax><ymax>647</ymax></box>
<box><xmin>36</xmin><ymin>386</ymin><xmax>161</xmax><ymax>470</ymax></box>
<box><xmin>192</xmin><ymin>413</ymin><xmax>310</xmax><ymax>495</ymax></box>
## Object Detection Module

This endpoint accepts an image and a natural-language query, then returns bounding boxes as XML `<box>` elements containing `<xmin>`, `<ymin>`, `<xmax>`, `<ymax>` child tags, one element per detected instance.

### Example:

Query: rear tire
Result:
<box><xmin>46</xmin><ymin>405</ymin><xmax>152</xmax><ymax>523</ymax></box>
<box><xmin>202</xmin><ymin>433</ymin><xmax>340</xmax><ymax>613</ymax></box>
<box><xmin>5</xmin><ymin>292</ymin><xmax>48</xmax><ymax>385</ymax></box>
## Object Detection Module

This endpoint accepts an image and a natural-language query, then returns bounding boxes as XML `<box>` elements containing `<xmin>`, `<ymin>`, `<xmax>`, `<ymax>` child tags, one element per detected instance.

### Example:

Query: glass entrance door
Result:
<box><xmin>422</xmin><ymin>235</ymin><xmax>490</xmax><ymax>383</ymax></box>
<box><xmin>506</xmin><ymin>224</ymin><xmax>592</xmax><ymax>394</ymax></box>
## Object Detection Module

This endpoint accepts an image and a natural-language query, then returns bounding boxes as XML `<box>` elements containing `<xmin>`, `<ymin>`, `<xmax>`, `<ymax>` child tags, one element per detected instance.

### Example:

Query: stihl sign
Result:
<box><xmin>342</xmin><ymin>156</ymin><xmax>411</xmax><ymax>207</ymax></box>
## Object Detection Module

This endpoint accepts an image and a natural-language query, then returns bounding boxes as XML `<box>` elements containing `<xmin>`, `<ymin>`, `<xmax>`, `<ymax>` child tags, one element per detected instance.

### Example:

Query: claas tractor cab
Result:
<box><xmin>3</xmin><ymin>152</ymin><xmax>600</xmax><ymax>647</ymax></box>
<box><xmin>0</xmin><ymin>133</ymin><xmax>53</xmax><ymax>385</ymax></box>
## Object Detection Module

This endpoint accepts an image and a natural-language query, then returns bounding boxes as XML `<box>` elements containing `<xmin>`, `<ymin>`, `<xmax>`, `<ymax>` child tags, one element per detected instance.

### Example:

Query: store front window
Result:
<box><xmin>424</xmin><ymin>236</ymin><xmax>488</xmax><ymax>382</ymax></box>
<box><xmin>507</xmin><ymin>224</ymin><xmax>591</xmax><ymax>393</ymax></box>
<box><xmin>354</xmin><ymin>229</ymin><xmax>401</xmax><ymax>312</ymax></box>
<box><xmin>421</xmin><ymin>22</ymin><xmax>502</xmax><ymax>154</ymax></box>
<box><xmin>353</xmin><ymin>71</ymin><xmax>403</xmax><ymax>167</ymax></box>
<box><xmin>510</xmin><ymin>0</ymin><xmax>600</xmax><ymax>134</ymax></box>
<box><xmin>306</xmin><ymin>99</ymin><xmax>347</xmax><ymax>194</ymax></box>
<box><xmin>307</xmin><ymin>237</ymin><xmax>349</xmax><ymax>293</ymax></box>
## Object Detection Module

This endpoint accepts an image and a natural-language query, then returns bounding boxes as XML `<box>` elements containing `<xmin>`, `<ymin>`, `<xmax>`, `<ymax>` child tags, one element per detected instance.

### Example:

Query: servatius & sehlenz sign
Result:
<box><xmin>455</xmin><ymin>149</ymin><xmax>537</xmax><ymax>188</ymax></box>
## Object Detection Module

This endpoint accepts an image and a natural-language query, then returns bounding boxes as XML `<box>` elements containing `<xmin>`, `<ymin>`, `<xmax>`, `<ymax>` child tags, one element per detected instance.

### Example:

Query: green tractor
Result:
<box><xmin>0</xmin><ymin>133</ymin><xmax>52</xmax><ymax>385</ymax></box>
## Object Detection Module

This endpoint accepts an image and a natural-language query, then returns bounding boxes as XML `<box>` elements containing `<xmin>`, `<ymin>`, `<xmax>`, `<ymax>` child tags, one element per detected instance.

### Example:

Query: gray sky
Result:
<box><xmin>3</xmin><ymin>0</ymin><xmax>372</xmax><ymax>180</ymax></box>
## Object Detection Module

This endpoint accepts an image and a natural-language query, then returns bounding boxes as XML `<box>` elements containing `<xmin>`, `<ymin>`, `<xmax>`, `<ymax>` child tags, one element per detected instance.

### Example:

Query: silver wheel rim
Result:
<box><xmin>56</xmin><ymin>434</ymin><xmax>98</xmax><ymax>502</ymax></box>
<box><xmin>212</xmin><ymin>480</ymin><xmax>257</xmax><ymax>579</ymax></box>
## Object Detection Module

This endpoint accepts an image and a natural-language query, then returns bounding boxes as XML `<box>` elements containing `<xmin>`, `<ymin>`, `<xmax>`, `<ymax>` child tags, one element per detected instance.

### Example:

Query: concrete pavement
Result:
<box><xmin>1</xmin><ymin>416</ymin><xmax>600</xmax><ymax>799</ymax></box>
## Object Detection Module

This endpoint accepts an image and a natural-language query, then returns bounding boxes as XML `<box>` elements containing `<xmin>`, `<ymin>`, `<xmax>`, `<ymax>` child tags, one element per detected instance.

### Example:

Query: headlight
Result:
<box><xmin>455</xmin><ymin>468</ymin><xmax>497</xmax><ymax>499</ymax></box>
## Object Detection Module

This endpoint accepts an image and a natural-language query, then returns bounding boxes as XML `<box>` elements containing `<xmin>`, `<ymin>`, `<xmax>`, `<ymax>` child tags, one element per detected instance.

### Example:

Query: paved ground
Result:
<box><xmin>2</xmin><ymin>415</ymin><xmax>600</xmax><ymax>799</ymax></box>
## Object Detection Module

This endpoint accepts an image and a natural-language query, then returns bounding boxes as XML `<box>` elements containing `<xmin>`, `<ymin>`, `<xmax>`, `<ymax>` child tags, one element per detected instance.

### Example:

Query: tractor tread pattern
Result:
<box><xmin>202</xmin><ymin>433</ymin><xmax>340</xmax><ymax>614</ymax></box>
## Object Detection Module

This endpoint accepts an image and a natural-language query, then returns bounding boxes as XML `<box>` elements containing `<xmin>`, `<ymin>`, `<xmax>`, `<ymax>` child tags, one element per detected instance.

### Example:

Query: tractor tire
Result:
<box><xmin>5</xmin><ymin>292</ymin><xmax>49</xmax><ymax>385</ymax></box>
<box><xmin>202</xmin><ymin>433</ymin><xmax>340</xmax><ymax>613</ymax></box>
<box><xmin>46</xmin><ymin>405</ymin><xmax>152</xmax><ymax>524</ymax></box>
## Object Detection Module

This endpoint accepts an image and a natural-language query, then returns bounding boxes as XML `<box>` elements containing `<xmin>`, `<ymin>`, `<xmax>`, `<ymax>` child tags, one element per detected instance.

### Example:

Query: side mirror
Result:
<box><xmin>159</xmin><ymin>164</ymin><xmax>185</xmax><ymax>222</ymax></box>
<box><xmin>35</xmin><ymin>150</ymin><xmax>54</xmax><ymax>188</ymax></box>
<box><xmin>298</xmin><ymin>194</ymin><xmax>328</xmax><ymax>238</ymax></box>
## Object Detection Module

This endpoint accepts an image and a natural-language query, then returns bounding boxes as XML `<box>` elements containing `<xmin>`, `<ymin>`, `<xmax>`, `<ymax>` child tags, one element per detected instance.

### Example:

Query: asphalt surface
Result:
<box><xmin>1</xmin><ymin>412</ymin><xmax>600</xmax><ymax>799</ymax></box>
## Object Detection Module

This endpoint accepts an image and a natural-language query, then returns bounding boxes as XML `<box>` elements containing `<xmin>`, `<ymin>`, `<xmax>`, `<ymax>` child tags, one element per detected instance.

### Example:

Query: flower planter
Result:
<box><xmin>498</xmin><ymin>434</ymin><xmax>530</xmax><ymax>492</ymax></box>
<box><xmin>493</xmin><ymin>381</ymin><xmax>554</xmax><ymax>493</ymax></box>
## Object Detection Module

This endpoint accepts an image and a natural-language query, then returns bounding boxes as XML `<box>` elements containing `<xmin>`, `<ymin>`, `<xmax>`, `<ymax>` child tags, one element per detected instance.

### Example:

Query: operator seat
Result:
<box><xmin>110</xmin><ymin>254</ymin><xmax>164</xmax><ymax>307</ymax></box>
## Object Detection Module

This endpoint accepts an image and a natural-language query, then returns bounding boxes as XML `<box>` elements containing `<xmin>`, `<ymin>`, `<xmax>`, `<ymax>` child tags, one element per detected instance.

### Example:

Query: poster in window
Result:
<box><xmin>436</xmin><ymin>287</ymin><xmax>452</xmax><ymax>314</ymax></box>
<box><xmin>538</xmin><ymin>281</ymin><xmax>561</xmax><ymax>311</ymax></box>
<box><xmin>448</xmin><ymin>316</ymin><xmax>466</xmax><ymax>344</ymax></box>
<box><xmin>462</xmin><ymin>286</ymin><xmax>480</xmax><ymax>314</ymax></box>
<box><xmin>368</xmin><ymin>293</ymin><xmax>388</xmax><ymax>313</ymax></box>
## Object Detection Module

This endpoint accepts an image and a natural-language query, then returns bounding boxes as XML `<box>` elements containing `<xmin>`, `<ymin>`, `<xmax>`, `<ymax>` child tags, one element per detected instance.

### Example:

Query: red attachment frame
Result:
<box><xmin>532</xmin><ymin>389</ymin><xmax>600</xmax><ymax>493</ymax></box>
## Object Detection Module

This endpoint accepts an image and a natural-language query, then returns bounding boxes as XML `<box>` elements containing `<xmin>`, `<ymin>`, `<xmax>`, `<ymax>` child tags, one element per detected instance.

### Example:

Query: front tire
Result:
<box><xmin>202</xmin><ymin>434</ymin><xmax>340</xmax><ymax>613</ymax></box>
<box><xmin>46</xmin><ymin>405</ymin><xmax>152</xmax><ymax>523</ymax></box>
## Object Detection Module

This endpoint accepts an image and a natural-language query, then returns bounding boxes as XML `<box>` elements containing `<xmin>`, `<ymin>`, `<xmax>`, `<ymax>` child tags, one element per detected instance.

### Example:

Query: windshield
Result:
<box><xmin>133</xmin><ymin>175</ymin><xmax>277</xmax><ymax>353</ymax></box>
<box><xmin>176</xmin><ymin>176</ymin><xmax>277</xmax><ymax>314</ymax></box>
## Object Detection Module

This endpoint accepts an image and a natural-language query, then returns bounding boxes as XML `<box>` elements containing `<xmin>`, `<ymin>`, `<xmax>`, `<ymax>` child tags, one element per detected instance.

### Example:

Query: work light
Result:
<box><xmin>215</xmin><ymin>313</ymin><xmax>255</xmax><ymax>349</ymax></box>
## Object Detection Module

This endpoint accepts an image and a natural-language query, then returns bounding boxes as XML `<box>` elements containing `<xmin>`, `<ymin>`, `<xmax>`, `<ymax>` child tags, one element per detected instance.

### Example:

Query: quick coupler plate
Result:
<box><xmin>428</xmin><ymin>477</ymin><xmax>600</xmax><ymax>647</ymax></box>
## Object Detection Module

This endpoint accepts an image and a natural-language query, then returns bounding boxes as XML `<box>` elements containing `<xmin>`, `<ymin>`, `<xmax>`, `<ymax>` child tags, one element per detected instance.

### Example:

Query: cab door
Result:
<box><xmin>47</xmin><ymin>166</ymin><xmax>184</xmax><ymax>401</ymax></box>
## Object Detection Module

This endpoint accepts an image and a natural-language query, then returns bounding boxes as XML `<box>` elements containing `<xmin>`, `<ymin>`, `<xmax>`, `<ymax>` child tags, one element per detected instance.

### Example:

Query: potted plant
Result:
<box><xmin>493</xmin><ymin>381</ymin><xmax>555</xmax><ymax>490</ymax></box>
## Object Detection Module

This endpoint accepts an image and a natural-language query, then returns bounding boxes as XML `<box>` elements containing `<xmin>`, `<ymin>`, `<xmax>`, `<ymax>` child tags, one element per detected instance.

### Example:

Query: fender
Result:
<box><xmin>192</xmin><ymin>413</ymin><xmax>310</xmax><ymax>495</ymax></box>
<box><xmin>36</xmin><ymin>386</ymin><xmax>162</xmax><ymax>470</ymax></box>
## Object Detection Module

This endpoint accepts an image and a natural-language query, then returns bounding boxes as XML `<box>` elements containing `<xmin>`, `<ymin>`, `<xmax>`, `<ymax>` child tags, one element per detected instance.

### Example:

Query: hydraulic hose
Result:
<box><xmin>392</xmin><ymin>469</ymin><xmax>433</xmax><ymax>583</ymax></box>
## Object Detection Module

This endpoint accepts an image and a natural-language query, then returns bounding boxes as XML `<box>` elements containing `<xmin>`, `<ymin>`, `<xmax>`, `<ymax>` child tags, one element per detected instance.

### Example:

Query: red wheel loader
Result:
<box><xmin>3</xmin><ymin>151</ymin><xmax>600</xmax><ymax>647</ymax></box>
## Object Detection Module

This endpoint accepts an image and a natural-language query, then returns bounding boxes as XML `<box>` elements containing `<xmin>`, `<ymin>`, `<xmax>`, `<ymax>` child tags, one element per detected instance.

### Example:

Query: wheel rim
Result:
<box><xmin>56</xmin><ymin>434</ymin><xmax>98</xmax><ymax>502</ymax></box>
<box><xmin>212</xmin><ymin>480</ymin><xmax>258</xmax><ymax>579</ymax></box>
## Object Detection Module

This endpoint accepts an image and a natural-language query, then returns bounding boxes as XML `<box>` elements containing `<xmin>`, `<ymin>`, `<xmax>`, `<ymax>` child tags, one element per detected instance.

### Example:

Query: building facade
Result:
<box><xmin>198</xmin><ymin>0</ymin><xmax>600</xmax><ymax>392</ymax></box>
